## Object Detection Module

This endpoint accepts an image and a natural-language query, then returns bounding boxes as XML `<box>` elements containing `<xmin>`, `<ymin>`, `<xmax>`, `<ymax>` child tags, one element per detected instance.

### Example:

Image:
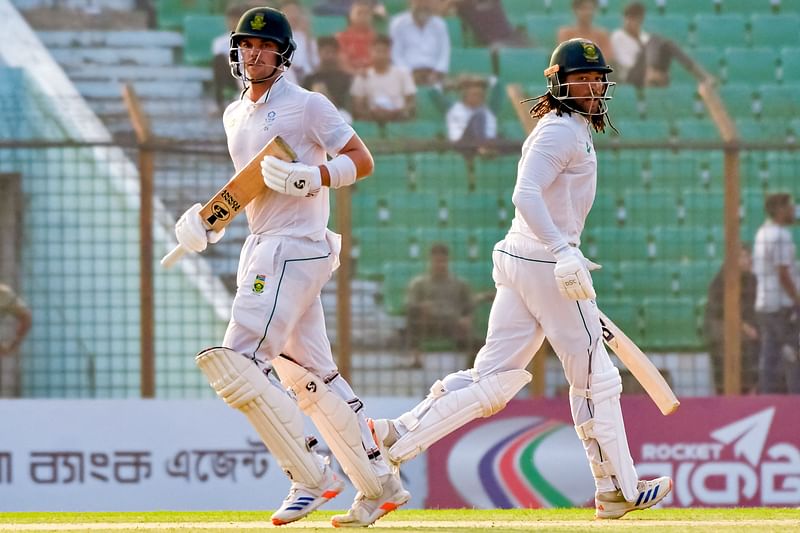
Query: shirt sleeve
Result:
<box><xmin>486</xmin><ymin>109</ymin><xmax>497</xmax><ymax>139</ymax></box>
<box><xmin>303</xmin><ymin>92</ymin><xmax>356</xmax><ymax>155</ymax></box>
<box><xmin>512</xmin><ymin>120</ymin><xmax>575</xmax><ymax>252</ymax></box>
<box><xmin>433</xmin><ymin>17</ymin><xmax>451</xmax><ymax>73</ymax></box>
<box><xmin>775</xmin><ymin>228</ymin><xmax>796</xmax><ymax>267</ymax></box>
<box><xmin>389</xmin><ymin>16</ymin><xmax>405</xmax><ymax>68</ymax></box>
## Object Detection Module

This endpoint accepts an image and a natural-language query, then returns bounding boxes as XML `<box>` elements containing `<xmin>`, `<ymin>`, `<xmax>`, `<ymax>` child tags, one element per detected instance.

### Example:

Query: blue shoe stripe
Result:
<box><xmin>651</xmin><ymin>485</ymin><xmax>660</xmax><ymax>502</ymax></box>
<box><xmin>643</xmin><ymin>488</ymin><xmax>653</xmax><ymax>504</ymax></box>
<box><xmin>296</xmin><ymin>497</ymin><xmax>314</xmax><ymax>502</ymax></box>
<box><xmin>635</xmin><ymin>491</ymin><xmax>645</xmax><ymax>506</ymax></box>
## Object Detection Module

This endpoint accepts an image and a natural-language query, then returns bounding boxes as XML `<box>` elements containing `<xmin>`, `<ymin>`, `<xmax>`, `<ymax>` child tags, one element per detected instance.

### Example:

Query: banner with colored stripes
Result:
<box><xmin>426</xmin><ymin>396</ymin><xmax>800</xmax><ymax>508</ymax></box>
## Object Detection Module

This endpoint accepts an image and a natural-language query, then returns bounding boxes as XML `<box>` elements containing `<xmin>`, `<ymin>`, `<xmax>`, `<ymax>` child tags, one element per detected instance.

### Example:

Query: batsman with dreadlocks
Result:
<box><xmin>369</xmin><ymin>38</ymin><xmax>672</xmax><ymax>519</ymax></box>
<box><xmin>172</xmin><ymin>6</ymin><xmax>409</xmax><ymax>528</ymax></box>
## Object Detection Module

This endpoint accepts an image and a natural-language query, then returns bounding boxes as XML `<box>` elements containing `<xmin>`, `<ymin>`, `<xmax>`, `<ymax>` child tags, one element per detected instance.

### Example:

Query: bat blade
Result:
<box><xmin>161</xmin><ymin>136</ymin><xmax>297</xmax><ymax>268</ymax></box>
<box><xmin>599</xmin><ymin>310</ymin><xmax>680</xmax><ymax>416</ymax></box>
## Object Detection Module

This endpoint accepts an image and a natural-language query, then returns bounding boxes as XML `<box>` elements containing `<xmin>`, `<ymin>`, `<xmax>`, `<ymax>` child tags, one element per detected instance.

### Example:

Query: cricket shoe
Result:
<box><xmin>595</xmin><ymin>476</ymin><xmax>673</xmax><ymax>519</ymax></box>
<box><xmin>330</xmin><ymin>471</ymin><xmax>410</xmax><ymax>528</ymax></box>
<box><xmin>367</xmin><ymin>418</ymin><xmax>400</xmax><ymax>468</ymax></box>
<box><xmin>271</xmin><ymin>463</ymin><xmax>345</xmax><ymax>526</ymax></box>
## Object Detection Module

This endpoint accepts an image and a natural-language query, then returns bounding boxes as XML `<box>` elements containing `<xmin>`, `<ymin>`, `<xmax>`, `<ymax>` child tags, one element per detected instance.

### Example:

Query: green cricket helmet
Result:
<box><xmin>544</xmin><ymin>38</ymin><xmax>615</xmax><ymax>113</ymax></box>
<box><xmin>229</xmin><ymin>7</ymin><xmax>296</xmax><ymax>80</ymax></box>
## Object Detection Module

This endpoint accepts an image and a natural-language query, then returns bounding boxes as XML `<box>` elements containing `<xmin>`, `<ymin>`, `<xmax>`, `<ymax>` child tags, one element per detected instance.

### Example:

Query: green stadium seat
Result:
<box><xmin>763</xmin><ymin>151</ymin><xmax>800</xmax><ymax>190</ymax></box>
<box><xmin>586</xmin><ymin>191</ymin><xmax>622</xmax><ymax>228</ymax></box>
<box><xmin>645</xmin><ymin>14</ymin><xmax>691</xmax><ymax>43</ymax></box>
<box><xmin>448</xmin><ymin>193</ymin><xmax>505</xmax><ymax>228</ymax></box>
<box><xmin>583</xmin><ymin>226</ymin><xmax>652</xmax><ymax>262</ymax></box>
<box><xmin>693</xmin><ymin>14</ymin><xmax>747</xmax><ymax>47</ymax></box>
<box><xmin>640</xmin><ymin>296</ymin><xmax>704</xmax><ymax>350</ymax></box>
<box><xmin>183</xmin><ymin>14</ymin><xmax>226</xmax><ymax>65</ymax></box>
<box><xmin>351</xmin><ymin>120</ymin><xmax>382</xmax><ymax>141</ymax></box>
<box><xmin>596</xmin><ymin>297</ymin><xmax>643</xmax><ymax>339</ymax></box>
<box><xmin>595</xmin><ymin>14</ymin><xmax>620</xmax><ymax>34</ymax></box>
<box><xmin>750</xmin><ymin>14</ymin><xmax>800</xmax><ymax>47</ymax></box>
<box><xmin>355</xmin><ymin>227</ymin><xmax>418</xmax><ymax>278</ymax></box>
<box><xmin>525</xmin><ymin>14</ymin><xmax>571</xmax><ymax>50</ymax></box>
<box><xmin>676</xmin><ymin>260</ymin><xmax>720</xmax><ymax>296</ymax></box>
<box><xmin>384</xmin><ymin>119</ymin><xmax>444</xmax><ymax>139</ymax></box>
<box><xmin>357</xmin><ymin>154</ymin><xmax>410</xmax><ymax>195</ymax></box>
<box><xmin>473</xmin><ymin>154</ymin><xmax>518</xmax><ymax>193</ymax></box>
<box><xmin>649</xmin><ymin>151</ymin><xmax>703</xmax><ymax>189</ymax></box>
<box><xmin>757</xmin><ymin>83</ymin><xmax>800</xmax><ymax>117</ymax></box>
<box><xmin>736</xmin><ymin>118</ymin><xmax>794</xmax><ymax>142</ymax></box>
<box><xmin>612</xmin><ymin>118</ymin><xmax>673</xmax><ymax>141</ymax></box>
<box><xmin>452</xmin><ymin>259</ymin><xmax>494</xmax><ymax>291</ymax></box>
<box><xmin>680</xmin><ymin>190</ymin><xmax>725</xmax><ymax>226</ymax></box>
<box><xmin>779</xmin><ymin>47</ymin><xmax>800</xmax><ymax>81</ymax></box>
<box><xmin>449</xmin><ymin>47</ymin><xmax>494</xmax><ymax>76</ymax></box>
<box><xmin>652</xmin><ymin>225</ymin><xmax>723</xmax><ymax>261</ymax></box>
<box><xmin>723</xmin><ymin>47</ymin><xmax>779</xmax><ymax>84</ymax></box>
<box><xmin>311</xmin><ymin>15</ymin><xmax>347</xmax><ymax>36</ymax></box>
<box><xmin>415</xmin><ymin>86</ymin><xmax>447</xmax><ymax>120</ymax></box>
<box><xmin>381</xmin><ymin>260</ymin><xmax>423</xmax><ymax>314</ymax></box>
<box><xmin>692</xmin><ymin>47</ymin><xmax>725</xmax><ymax>79</ymax></box>
<box><xmin>474</xmin><ymin>227</ymin><xmax>507</xmax><ymax>255</ymax></box>
<box><xmin>720</xmin><ymin>0</ymin><xmax>776</xmax><ymax>14</ymax></box>
<box><xmin>781</xmin><ymin>0</ymin><xmax>800</xmax><ymax>13</ymax></box>
<box><xmin>623</xmin><ymin>189</ymin><xmax>681</xmax><ymax>228</ymax></box>
<box><xmin>416</xmin><ymin>227</ymin><xmax>473</xmax><ymax>260</ymax></box>
<box><xmin>597</xmin><ymin>152</ymin><xmax>647</xmax><ymax>189</ymax></box>
<box><xmin>719</xmin><ymin>83</ymin><xmax>758</xmax><ymax>118</ymax></box>
<box><xmin>387</xmin><ymin>191</ymin><xmax>442</xmax><ymax>227</ymax></box>
<box><xmin>642</xmin><ymin>84</ymin><xmax>701</xmax><ymax>119</ymax></box>
<box><xmin>412</xmin><ymin>152</ymin><xmax>470</xmax><ymax>193</ymax></box>
<box><xmin>619</xmin><ymin>260</ymin><xmax>679</xmax><ymax>298</ymax></box>
<box><xmin>608</xmin><ymin>84</ymin><xmax>643</xmax><ymax>119</ymax></box>
<box><xmin>663</xmin><ymin>0</ymin><xmax>716</xmax><ymax>14</ymax></box>
<box><xmin>498</xmin><ymin>48</ymin><xmax>550</xmax><ymax>83</ymax></box>
<box><xmin>501</xmin><ymin>119</ymin><xmax>527</xmax><ymax>140</ymax></box>
<box><xmin>445</xmin><ymin>17</ymin><xmax>464</xmax><ymax>48</ymax></box>
<box><xmin>157</xmin><ymin>0</ymin><xmax>214</xmax><ymax>30</ymax></box>
<box><xmin>504</xmin><ymin>0</ymin><xmax>549</xmax><ymax>18</ymax></box>
<box><xmin>383</xmin><ymin>0</ymin><xmax>408</xmax><ymax>15</ymax></box>
<box><xmin>674</xmin><ymin>117</ymin><xmax>719</xmax><ymax>141</ymax></box>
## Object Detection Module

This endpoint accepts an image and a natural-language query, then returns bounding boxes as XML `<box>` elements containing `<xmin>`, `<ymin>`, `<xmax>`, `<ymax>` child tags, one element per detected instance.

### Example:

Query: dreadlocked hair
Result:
<box><xmin>529</xmin><ymin>92</ymin><xmax>617</xmax><ymax>134</ymax></box>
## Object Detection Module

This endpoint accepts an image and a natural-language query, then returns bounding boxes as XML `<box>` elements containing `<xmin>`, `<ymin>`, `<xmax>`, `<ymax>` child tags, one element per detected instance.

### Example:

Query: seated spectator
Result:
<box><xmin>0</xmin><ymin>282</ymin><xmax>32</xmax><ymax>357</ymax></box>
<box><xmin>304</xmin><ymin>36</ymin><xmax>354</xmax><ymax>121</ymax></box>
<box><xmin>611</xmin><ymin>2</ymin><xmax>712</xmax><ymax>88</ymax></box>
<box><xmin>557</xmin><ymin>0</ymin><xmax>614</xmax><ymax>63</ymax></box>
<box><xmin>703</xmin><ymin>243</ymin><xmax>760</xmax><ymax>394</ymax></box>
<box><xmin>351</xmin><ymin>35</ymin><xmax>416</xmax><ymax>122</ymax></box>
<box><xmin>405</xmin><ymin>243</ymin><xmax>476</xmax><ymax>367</ymax></box>
<box><xmin>281</xmin><ymin>0</ymin><xmax>318</xmax><ymax>83</ymax></box>
<box><xmin>389</xmin><ymin>0</ymin><xmax>450</xmax><ymax>86</ymax></box>
<box><xmin>336</xmin><ymin>0</ymin><xmax>377</xmax><ymax>74</ymax></box>
<box><xmin>449</xmin><ymin>0</ymin><xmax>529</xmax><ymax>48</ymax></box>
<box><xmin>211</xmin><ymin>3</ymin><xmax>247</xmax><ymax>114</ymax></box>
<box><xmin>446</xmin><ymin>74</ymin><xmax>498</xmax><ymax>154</ymax></box>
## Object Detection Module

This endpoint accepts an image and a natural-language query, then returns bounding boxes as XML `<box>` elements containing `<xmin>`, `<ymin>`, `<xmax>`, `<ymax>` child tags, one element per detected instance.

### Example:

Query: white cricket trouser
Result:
<box><xmin>425</xmin><ymin>232</ymin><xmax>632</xmax><ymax>493</ymax></box>
<box><xmin>223</xmin><ymin>231</ymin><xmax>340</xmax><ymax>375</ymax></box>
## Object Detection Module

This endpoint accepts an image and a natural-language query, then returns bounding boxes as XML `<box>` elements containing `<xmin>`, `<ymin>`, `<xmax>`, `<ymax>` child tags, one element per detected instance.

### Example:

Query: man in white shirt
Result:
<box><xmin>351</xmin><ymin>34</ymin><xmax>416</xmax><ymax>122</ymax></box>
<box><xmin>173</xmin><ymin>7</ymin><xmax>408</xmax><ymax>527</ymax></box>
<box><xmin>389</xmin><ymin>0</ymin><xmax>450</xmax><ymax>86</ymax></box>
<box><xmin>369</xmin><ymin>38</ymin><xmax>672</xmax><ymax>520</ymax></box>
<box><xmin>753</xmin><ymin>192</ymin><xmax>800</xmax><ymax>393</ymax></box>
<box><xmin>446</xmin><ymin>75</ymin><xmax>497</xmax><ymax>153</ymax></box>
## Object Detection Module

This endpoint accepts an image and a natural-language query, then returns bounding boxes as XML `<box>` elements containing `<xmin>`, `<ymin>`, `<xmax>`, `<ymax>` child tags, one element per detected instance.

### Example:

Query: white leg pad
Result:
<box><xmin>388</xmin><ymin>369</ymin><xmax>532</xmax><ymax>464</ymax></box>
<box><xmin>272</xmin><ymin>356</ymin><xmax>383</xmax><ymax>499</ymax></box>
<box><xmin>574</xmin><ymin>366</ymin><xmax>639</xmax><ymax>502</ymax></box>
<box><xmin>195</xmin><ymin>347</ymin><xmax>324</xmax><ymax>488</ymax></box>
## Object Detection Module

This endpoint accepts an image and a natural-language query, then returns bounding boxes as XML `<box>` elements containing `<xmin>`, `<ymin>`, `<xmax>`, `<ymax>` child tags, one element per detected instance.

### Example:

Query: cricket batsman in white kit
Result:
<box><xmin>172</xmin><ymin>6</ymin><xmax>409</xmax><ymax>527</ymax></box>
<box><xmin>370</xmin><ymin>38</ymin><xmax>672</xmax><ymax>519</ymax></box>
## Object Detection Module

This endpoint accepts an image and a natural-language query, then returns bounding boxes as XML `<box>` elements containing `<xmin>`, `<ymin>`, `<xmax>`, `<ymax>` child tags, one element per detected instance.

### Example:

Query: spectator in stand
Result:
<box><xmin>446</xmin><ymin>74</ymin><xmax>498</xmax><ymax>154</ymax></box>
<box><xmin>211</xmin><ymin>4</ymin><xmax>247</xmax><ymax>114</ymax></box>
<box><xmin>753</xmin><ymin>193</ymin><xmax>800</xmax><ymax>394</ymax></box>
<box><xmin>389</xmin><ymin>0</ymin><xmax>450</xmax><ymax>86</ymax></box>
<box><xmin>448</xmin><ymin>0</ymin><xmax>529</xmax><ymax>48</ymax></box>
<box><xmin>351</xmin><ymin>35</ymin><xmax>416</xmax><ymax>122</ymax></box>
<box><xmin>0</xmin><ymin>282</ymin><xmax>32</xmax><ymax>358</ymax></box>
<box><xmin>281</xmin><ymin>0</ymin><xmax>318</xmax><ymax>82</ymax></box>
<box><xmin>610</xmin><ymin>1</ymin><xmax>713</xmax><ymax>88</ymax></box>
<box><xmin>336</xmin><ymin>0</ymin><xmax>377</xmax><ymax>74</ymax></box>
<box><xmin>314</xmin><ymin>0</ymin><xmax>386</xmax><ymax>18</ymax></box>
<box><xmin>405</xmin><ymin>243</ymin><xmax>477</xmax><ymax>368</ymax></box>
<box><xmin>557</xmin><ymin>0</ymin><xmax>614</xmax><ymax>63</ymax></box>
<box><xmin>304</xmin><ymin>36</ymin><xmax>354</xmax><ymax>121</ymax></box>
<box><xmin>703</xmin><ymin>243</ymin><xmax>760</xmax><ymax>394</ymax></box>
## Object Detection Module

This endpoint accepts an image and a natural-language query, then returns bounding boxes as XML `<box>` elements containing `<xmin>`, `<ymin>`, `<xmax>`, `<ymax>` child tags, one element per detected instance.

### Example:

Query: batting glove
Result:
<box><xmin>261</xmin><ymin>156</ymin><xmax>321</xmax><ymax>197</ymax></box>
<box><xmin>175</xmin><ymin>203</ymin><xmax>225</xmax><ymax>253</ymax></box>
<box><xmin>553</xmin><ymin>246</ymin><xmax>602</xmax><ymax>300</ymax></box>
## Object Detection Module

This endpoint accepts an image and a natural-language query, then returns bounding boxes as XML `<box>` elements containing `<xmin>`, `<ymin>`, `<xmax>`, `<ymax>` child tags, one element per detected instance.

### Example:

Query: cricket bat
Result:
<box><xmin>161</xmin><ymin>135</ymin><xmax>297</xmax><ymax>268</ymax></box>
<box><xmin>598</xmin><ymin>310</ymin><xmax>680</xmax><ymax>416</ymax></box>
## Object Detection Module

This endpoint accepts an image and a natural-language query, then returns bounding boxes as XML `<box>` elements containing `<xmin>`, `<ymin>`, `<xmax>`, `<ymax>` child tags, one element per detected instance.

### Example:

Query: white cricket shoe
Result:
<box><xmin>367</xmin><ymin>418</ymin><xmax>399</xmax><ymax>467</ymax></box>
<box><xmin>271</xmin><ymin>463</ymin><xmax>345</xmax><ymax>526</ymax></box>
<box><xmin>595</xmin><ymin>476</ymin><xmax>672</xmax><ymax>519</ymax></box>
<box><xmin>330</xmin><ymin>471</ymin><xmax>410</xmax><ymax>528</ymax></box>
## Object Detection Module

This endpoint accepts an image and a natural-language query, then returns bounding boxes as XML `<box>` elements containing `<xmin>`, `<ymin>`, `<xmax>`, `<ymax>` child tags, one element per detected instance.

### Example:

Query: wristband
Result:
<box><xmin>324</xmin><ymin>155</ymin><xmax>358</xmax><ymax>189</ymax></box>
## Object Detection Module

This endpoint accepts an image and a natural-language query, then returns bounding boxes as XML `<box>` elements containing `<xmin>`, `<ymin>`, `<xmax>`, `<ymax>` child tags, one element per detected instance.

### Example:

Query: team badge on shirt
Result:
<box><xmin>252</xmin><ymin>274</ymin><xmax>266</xmax><ymax>294</ymax></box>
<box><xmin>264</xmin><ymin>110</ymin><xmax>277</xmax><ymax>131</ymax></box>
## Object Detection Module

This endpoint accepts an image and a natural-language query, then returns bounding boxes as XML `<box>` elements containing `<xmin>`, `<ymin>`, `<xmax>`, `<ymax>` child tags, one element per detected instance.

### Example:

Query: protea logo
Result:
<box><xmin>447</xmin><ymin>417</ymin><xmax>594</xmax><ymax>508</ymax></box>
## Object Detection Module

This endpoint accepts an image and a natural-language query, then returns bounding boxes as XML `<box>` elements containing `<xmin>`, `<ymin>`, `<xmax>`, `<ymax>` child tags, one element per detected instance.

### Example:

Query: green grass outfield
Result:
<box><xmin>0</xmin><ymin>508</ymin><xmax>799</xmax><ymax>532</ymax></box>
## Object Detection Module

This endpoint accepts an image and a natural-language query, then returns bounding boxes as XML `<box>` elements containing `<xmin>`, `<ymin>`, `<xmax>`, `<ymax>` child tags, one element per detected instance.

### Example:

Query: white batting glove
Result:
<box><xmin>261</xmin><ymin>156</ymin><xmax>321</xmax><ymax>197</ymax></box>
<box><xmin>175</xmin><ymin>203</ymin><xmax>225</xmax><ymax>253</ymax></box>
<box><xmin>553</xmin><ymin>246</ymin><xmax>602</xmax><ymax>300</ymax></box>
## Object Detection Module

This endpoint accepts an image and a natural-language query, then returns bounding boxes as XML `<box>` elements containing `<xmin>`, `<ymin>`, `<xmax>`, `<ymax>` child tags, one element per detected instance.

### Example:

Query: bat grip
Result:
<box><xmin>160</xmin><ymin>244</ymin><xmax>186</xmax><ymax>268</ymax></box>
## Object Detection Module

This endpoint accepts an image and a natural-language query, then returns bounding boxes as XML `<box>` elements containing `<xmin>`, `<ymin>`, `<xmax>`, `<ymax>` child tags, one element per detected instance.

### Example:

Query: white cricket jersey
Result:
<box><xmin>509</xmin><ymin>110</ymin><xmax>597</xmax><ymax>252</ymax></box>
<box><xmin>753</xmin><ymin>220</ymin><xmax>799</xmax><ymax>312</ymax></box>
<box><xmin>223</xmin><ymin>76</ymin><xmax>355</xmax><ymax>240</ymax></box>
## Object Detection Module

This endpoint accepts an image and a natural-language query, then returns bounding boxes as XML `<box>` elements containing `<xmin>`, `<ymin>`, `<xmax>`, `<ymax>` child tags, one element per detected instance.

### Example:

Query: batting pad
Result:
<box><xmin>574</xmin><ymin>366</ymin><xmax>639</xmax><ymax>501</ymax></box>
<box><xmin>390</xmin><ymin>369</ymin><xmax>532</xmax><ymax>464</ymax></box>
<box><xmin>272</xmin><ymin>356</ymin><xmax>383</xmax><ymax>499</ymax></box>
<box><xmin>195</xmin><ymin>347</ymin><xmax>325</xmax><ymax>487</ymax></box>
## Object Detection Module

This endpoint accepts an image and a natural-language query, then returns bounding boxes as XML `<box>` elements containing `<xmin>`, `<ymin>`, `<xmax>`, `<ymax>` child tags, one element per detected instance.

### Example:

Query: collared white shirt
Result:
<box><xmin>223</xmin><ymin>76</ymin><xmax>354</xmax><ymax>240</ymax></box>
<box><xmin>509</xmin><ymin>110</ymin><xmax>597</xmax><ymax>251</ymax></box>
<box><xmin>753</xmin><ymin>220</ymin><xmax>799</xmax><ymax>312</ymax></box>
<box><xmin>389</xmin><ymin>11</ymin><xmax>450</xmax><ymax>74</ymax></box>
<box><xmin>446</xmin><ymin>101</ymin><xmax>497</xmax><ymax>142</ymax></box>
<box><xmin>610</xmin><ymin>28</ymin><xmax>650</xmax><ymax>82</ymax></box>
<box><xmin>351</xmin><ymin>65</ymin><xmax>416</xmax><ymax>111</ymax></box>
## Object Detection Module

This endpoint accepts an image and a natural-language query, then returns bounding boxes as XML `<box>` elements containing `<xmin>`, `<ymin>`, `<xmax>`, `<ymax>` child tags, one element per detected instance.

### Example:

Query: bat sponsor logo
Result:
<box><xmin>206</xmin><ymin>202</ymin><xmax>231</xmax><ymax>226</ymax></box>
<box><xmin>220</xmin><ymin>189</ymin><xmax>241</xmax><ymax>212</ymax></box>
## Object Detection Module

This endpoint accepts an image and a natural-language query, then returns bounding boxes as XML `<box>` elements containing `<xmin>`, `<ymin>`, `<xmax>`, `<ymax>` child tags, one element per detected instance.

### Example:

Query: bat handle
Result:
<box><xmin>160</xmin><ymin>244</ymin><xmax>187</xmax><ymax>268</ymax></box>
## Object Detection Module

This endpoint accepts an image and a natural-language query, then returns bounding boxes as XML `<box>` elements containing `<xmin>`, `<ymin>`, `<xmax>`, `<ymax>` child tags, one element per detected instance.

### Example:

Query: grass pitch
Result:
<box><xmin>0</xmin><ymin>508</ymin><xmax>798</xmax><ymax>532</ymax></box>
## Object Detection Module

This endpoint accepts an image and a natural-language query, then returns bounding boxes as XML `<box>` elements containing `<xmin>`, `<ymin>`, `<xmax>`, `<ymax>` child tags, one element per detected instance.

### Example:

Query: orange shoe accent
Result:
<box><xmin>322</xmin><ymin>490</ymin><xmax>340</xmax><ymax>499</ymax></box>
<box><xmin>380</xmin><ymin>501</ymin><xmax>400</xmax><ymax>511</ymax></box>
<box><xmin>272</xmin><ymin>518</ymin><xmax>286</xmax><ymax>526</ymax></box>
